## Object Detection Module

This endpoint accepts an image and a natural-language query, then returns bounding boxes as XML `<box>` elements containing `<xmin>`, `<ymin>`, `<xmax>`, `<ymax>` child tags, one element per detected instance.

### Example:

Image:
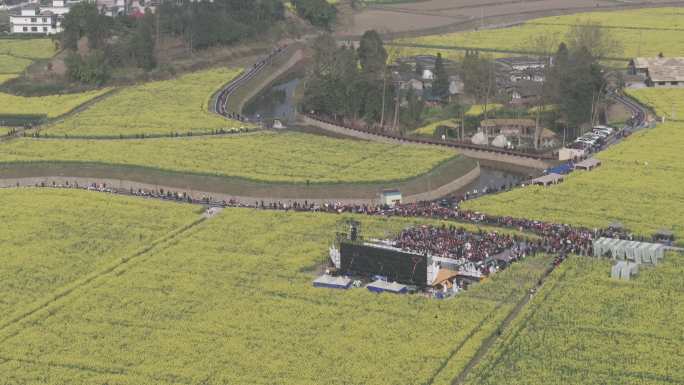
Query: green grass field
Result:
<box><xmin>0</xmin><ymin>202</ymin><xmax>553</xmax><ymax>384</ymax></box>
<box><xmin>463</xmin><ymin>254</ymin><xmax>684</xmax><ymax>385</ymax></box>
<box><xmin>394</xmin><ymin>8</ymin><xmax>684</xmax><ymax>62</ymax></box>
<box><xmin>44</xmin><ymin>68</ymin><xmax>247</xmax><ymax>137</ymax></box>
<box><xmin>0</xmin><ymin>131</ymin><xmax>457</xmax><ymax>183</ymax></box>
<box><xmin>0</xmin><ymin>188</ymin><xmax>200</xmax><ymax>327</ymax></box>
<box><xmin>463</xmin><ymin>90</ymin><xmax>684</xmax><ymax>241</ymax></box>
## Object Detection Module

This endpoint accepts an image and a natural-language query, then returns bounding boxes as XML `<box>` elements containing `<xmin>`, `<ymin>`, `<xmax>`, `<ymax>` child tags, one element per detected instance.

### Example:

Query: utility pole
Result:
<box><xmin>380</xmin><ymin>67</ymin><xmax>387</xmax><ymax>129</ymax></box>
<box><xmin>392</xmin><ymin>89</ymin><xmax>400</xmax><ymax>132</ymax></box>
<box><xmin>480</xmin><ymin>7</ymin><xmax>484</xmax><ymax>29</ymax></box>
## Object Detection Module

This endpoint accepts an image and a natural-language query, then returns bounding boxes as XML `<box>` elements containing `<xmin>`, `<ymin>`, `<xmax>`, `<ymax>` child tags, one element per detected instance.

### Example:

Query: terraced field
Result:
<box><xmin>463</xmin><ymin>254</ymin><xmax>684</xmax><ymax>385</ymax></box>
<box><xmin>463</xmin><ymin>92</ymin><xmax>684</xmax><ymax>241</ymax></box>
<box><xmin>0</xmin><ymin>131</ymin><xmax>457</xmax><ymax>184</ymax></box>
<box><xmin>394</xmin><ymin>8</ymin><xmax>684</xmax><ymax>62</ymax></box>
<box><xmin>43</xmin><ymin>68</ymin><xmax>247</xmax><ymax>137</ymax></box>
<box><xmin>0</xmin><ymin>203</ymin><xmax>553</xmax><ymax>385</ymax></box>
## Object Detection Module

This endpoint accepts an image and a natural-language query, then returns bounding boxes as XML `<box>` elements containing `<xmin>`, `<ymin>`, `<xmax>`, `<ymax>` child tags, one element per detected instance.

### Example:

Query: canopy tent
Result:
<box><xmin>593</xmin><ymin>237</ymin><xmax>665</xmax><ymax>265</ymax></box>
<box><xmin>608</xmin><ymin>221</ymin><xmax>625</xmax><ymax>230</ymax></box>
<box><xmin>574</xmin><ymin>157</ymin><xmax>602</xmax><ymax>171</ymax></box>
<box><xmin>546</xmin><ymin>163</ymin><xmax>573</xmax><ymax>175</ymax></box>
<box><xmin>431</xmin><ymin>269</ymin><xmax>459</xmax><ymax>288</ymax></box>
<box><xmin>530</xmin><ymin>173</ymin><xmax>564</xmax><ymax>186</ymax></box>
<box><xmin>471</xmin><ymin>132</ymin><xmax>488</xmax><ymax>146</ymax></box>
<box><xmin>611</xmin><ymin>261</ymin><xmax>639</xmax><ymax>280</ymax></box>
<box><xmin>654</xmin><ymin>229</ymin><xmax>675</xmax><ymax>240</ymax></box>
<box><xmin>313</xmin><ymin>275</ymin><xmax>352</xmax><ymax>289</ymax></box>
<box><xmin>491</xmin><ymin>134</ymin><xmax>508</xmax><ymax>148</ymax></box>
<box><xmin>366</xmin><ymin>280</ymin><xmax>408</xmax><ymax>294</ymax></box>
<box><xmin>492</xmin><ymin>249</ymin><xmax>517</xmax><ymax>263</ymax></box>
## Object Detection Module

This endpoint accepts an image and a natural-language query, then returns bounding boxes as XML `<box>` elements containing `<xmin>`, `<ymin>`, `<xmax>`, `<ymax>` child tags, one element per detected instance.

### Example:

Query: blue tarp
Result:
<box><xmin>546</xmin><ymin>163</ymin><xmax>573</xmax><ymax>175</ymax></box>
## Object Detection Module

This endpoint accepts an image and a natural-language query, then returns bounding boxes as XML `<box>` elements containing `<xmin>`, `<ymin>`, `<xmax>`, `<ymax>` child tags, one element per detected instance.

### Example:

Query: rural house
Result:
<box><xmin>630</xmin><ymin>57</ymin><xmax>684</xmax><ymax>87</ymax></box>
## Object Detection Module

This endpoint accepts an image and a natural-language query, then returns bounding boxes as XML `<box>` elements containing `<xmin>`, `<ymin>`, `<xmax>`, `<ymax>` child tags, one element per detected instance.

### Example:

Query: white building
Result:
<box><xmin>9</xmin><ymin>0</ymin><xmax>76</xmax><ymax>34</ymax></box>
<box><xmin>10</xmin><ymin>7</ymin><xmax>59</xmax><ymax>34</ymax></box>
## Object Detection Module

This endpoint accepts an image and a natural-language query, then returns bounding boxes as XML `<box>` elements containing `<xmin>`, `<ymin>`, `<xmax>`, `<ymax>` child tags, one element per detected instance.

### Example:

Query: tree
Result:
<box><xmin>432</xmin><ymin>53</ymin><xmax>449</xmax><ymax>100</ymax></box>
<box><xmin>65</xmin><ymin>50</ymin><xmax>110</xmax><ymax>85</ymax></box>
<box><xmin>565</xmin><ymin>20</ymin><xmax>623</xmax><ymax>61</ymax></box>
<box><xmin>552</xmin><ymin>45</ymin><xmax>604</xmax><ymax>130</ymax></box>
<box><xmin>291</xmin><ymin>0</ymin><xmax>337</xmax><ymax>29</ymax></box>
<box><xmin>302</xmin><ymin>32</ymin><xmax>393</xmax><ymax>127</ymax></box>
<box><xmin>130</xmin><ymin>10</ymin><xmax>156</xmax><ymax>71</ymax></box>
<box><xmin>462</xmin><ymin>51</ymin><xmax>496</xmax><ymax>118</ymax></box>
<box><xmin>358</xmin><ymin>30</ymin><xmax>387</xmax><ymax>77</ymax></box>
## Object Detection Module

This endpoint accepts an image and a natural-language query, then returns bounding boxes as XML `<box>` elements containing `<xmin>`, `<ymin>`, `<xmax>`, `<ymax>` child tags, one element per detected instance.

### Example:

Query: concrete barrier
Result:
<box><xmin>0</xmin><ymin>164</ymin><xmax>480</xmax><ymax>205</ymax></box>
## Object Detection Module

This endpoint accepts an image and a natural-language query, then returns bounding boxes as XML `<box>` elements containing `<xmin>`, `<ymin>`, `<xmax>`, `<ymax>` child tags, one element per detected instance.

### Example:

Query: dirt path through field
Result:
<box><xmin>451</xmin><ymin>260</ymin><xmax>567</xmax><ymax>384</ymax></box>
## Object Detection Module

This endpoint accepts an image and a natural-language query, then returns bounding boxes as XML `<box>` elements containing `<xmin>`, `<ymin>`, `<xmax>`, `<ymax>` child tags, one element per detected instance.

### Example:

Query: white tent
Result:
<box><xmin>471</xmin><ymin>132</ymin><xmax>488</xmax><ymax>146</ymax></box>
<box><xmin>593</xmin><ymin>237</ymin><xmax>665</xmax><ymax>265</ymax></box>
<box><xmin>491</xmin><ymin>134</ymin><xmax>508</xmax><ymax>148</ymax></box>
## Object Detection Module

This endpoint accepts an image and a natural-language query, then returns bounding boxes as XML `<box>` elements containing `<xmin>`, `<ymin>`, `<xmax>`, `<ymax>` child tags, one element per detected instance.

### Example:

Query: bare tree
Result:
<box><xmin>565</xmin><ymin>20</ymin><xmax>623</xmax><ymax>61</ymax></box>
<box><xmin>526</xmin><ymin>34</ymin><xmax>560</xmax><ymax>149</ymax></box>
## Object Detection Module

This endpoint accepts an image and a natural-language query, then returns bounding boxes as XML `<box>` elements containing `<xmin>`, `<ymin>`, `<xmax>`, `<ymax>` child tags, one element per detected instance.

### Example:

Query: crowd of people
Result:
<box><xmin>17</xmin><ymin>180</ymin><xmax>636</xmax><ymax>263</ymax></box>
<box><xmin>394</xmin><ymin>225</ymin><xmax>519</xmax><ymax>263</ymax></box>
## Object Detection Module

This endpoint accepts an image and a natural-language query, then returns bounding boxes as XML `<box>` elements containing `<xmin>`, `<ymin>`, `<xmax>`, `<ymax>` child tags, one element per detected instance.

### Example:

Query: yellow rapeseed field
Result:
<box><xmin>395</xmin><ymin>8</ymin><xmax>684</xmax><ymax>62</ymax></box>
<box><xmin>0</xmin><ymin>131</ymin><xmax>457</xmax><ymax>183</ymax></box>
<box><xmin>45</xmin><ymin>67</ymin><xmax>247</xmax><ymax>137</ymax></box>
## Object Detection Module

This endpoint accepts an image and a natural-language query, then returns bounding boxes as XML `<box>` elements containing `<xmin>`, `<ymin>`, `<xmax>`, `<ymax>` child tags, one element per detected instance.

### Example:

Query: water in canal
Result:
<box><xmin>243</xmin><ymin>77</ymin><xmax>300</xmax><ymax>125</ymax></box>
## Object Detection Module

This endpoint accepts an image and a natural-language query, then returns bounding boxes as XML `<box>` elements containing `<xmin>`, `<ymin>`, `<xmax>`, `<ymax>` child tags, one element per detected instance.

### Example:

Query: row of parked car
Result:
<box><xmin>571</xmin><ymin>125</ymin><xmax>615</xmax><ymax>150</ymax></box>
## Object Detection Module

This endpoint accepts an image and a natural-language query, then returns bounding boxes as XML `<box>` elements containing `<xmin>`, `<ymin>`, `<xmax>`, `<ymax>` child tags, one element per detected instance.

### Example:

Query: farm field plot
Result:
<box><xmin>626</xmin><ymin>88</ymin><xmax>684</xmax><ymax>122</ymax></box>
<box><xmin>0</xmin><ymin>38</ymin><xmax>56</xmax><ymax>83</ymax></box>
<box><xmin>0</xmin><ymin>188</ymin><xmax>199</xmax><ymax>327</ymax></box>
<box><xmin>0</xmin><ymin>39</ymin><xmax>56</xmax><ymax>60</ymax></box>
<box><xmin>394</xmin><ymin>8</ymin><xmax>684</xmax><ymax>62</ymax></box>
<box><xmin>44</xmin><ymin>68</ymin><xmax>246</xmax><ymax>137</ymax></box>
<box><xmin>0</xmin><ymin>87</ymin><xmax>111</xmax><ymax>119</ymax></box>
<box><xmin>0</xmin><ymin>131</ymin><xmax>457</xmax><ymax>183</ymax></box>
<box><xmin>0</xmin><ymin>54</ymin><xmax>32</xmax><ymax>75</ymax></box>
<box><xmin>463</xmin><ymin>254</ymin><xmax>684</xmax><ymax>385</ymax></box>
<box><xmin>0</xmin><ymin>207</ymin><xmax>553</xmax><ymax>385</ymax></box>
<box><xmin>463</xmin><ymin>120</ymin><xmax>684</xmax><ymax>241</ymax></box>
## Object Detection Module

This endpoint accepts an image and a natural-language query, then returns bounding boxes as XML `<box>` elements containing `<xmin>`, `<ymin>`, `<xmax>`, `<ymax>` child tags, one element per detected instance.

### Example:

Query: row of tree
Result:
<box><xmin>157</xmin><ymin>0</ymin><xmax>285</xmax><ymax>51</ymax></box>
<box><xmin>302</xmin><ymin>31</ymin><xmax>423</xmax><ymax>130</ymax></box>
<box><xmin>457</xmin><ymin>22</ymin><xmax>620</xmax><ymax>147</ymax></box>
<box><xmin>60</xmin><ymin>0</ymin><xmax>334</xmax><ymax>85</ymax></box>
<box><xmin>61</xmin><ymin>3</ymin><xmax>158</xmax><ymax>85</ymax></box>
<box><xmin>291</xmin><ymin>0</ymin><xmax>337</xmax><ymax>29</ymax></box>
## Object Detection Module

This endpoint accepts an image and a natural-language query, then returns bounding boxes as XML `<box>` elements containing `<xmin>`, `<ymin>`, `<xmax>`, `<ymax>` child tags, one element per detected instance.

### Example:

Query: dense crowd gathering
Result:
<box><xmin>394</xmin><ymin>225</ymin><xmax>519</xmax><ymax>262</ymax></box>
<box><xmin>16</xmin><ymin>181</ymin><xmax>636</xmax><ymax>261</ymax></box>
